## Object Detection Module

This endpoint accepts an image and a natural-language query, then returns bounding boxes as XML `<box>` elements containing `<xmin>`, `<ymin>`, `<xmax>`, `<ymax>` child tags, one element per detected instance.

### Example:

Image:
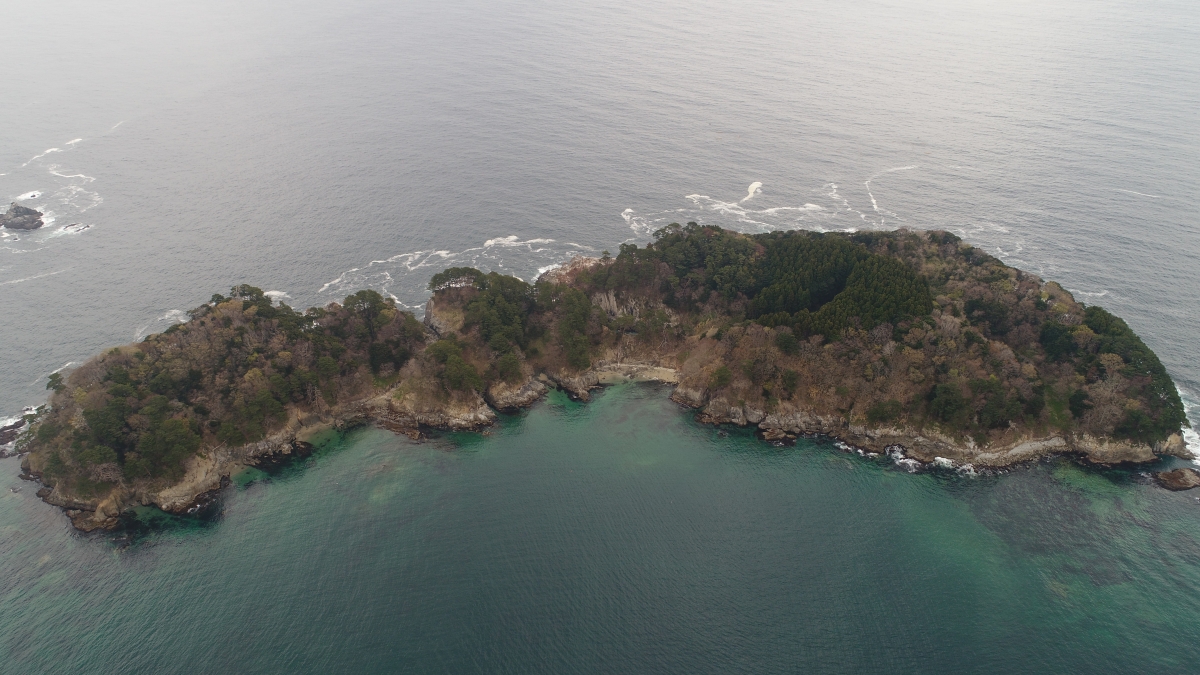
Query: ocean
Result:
<box><xmin>1</xmin><ymin>0</ymin><xmax>1198</xmax><ymax>671</ymax></box>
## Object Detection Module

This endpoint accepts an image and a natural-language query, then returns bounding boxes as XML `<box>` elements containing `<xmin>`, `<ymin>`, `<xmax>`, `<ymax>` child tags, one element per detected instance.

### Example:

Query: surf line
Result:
<box><xmin>1117</xmin><ymin>189</ymin><xmax>1163</xmax><ymax>199</ymax></box>
<box><xmin>0</xmin><ymin>269</ymin><xmax>67</xmax><ymax>286</ymax></box>
<box><xmin>864</xmin><ymin>165</ymin><xmax>918</xmax><ymax>223</ymax></box>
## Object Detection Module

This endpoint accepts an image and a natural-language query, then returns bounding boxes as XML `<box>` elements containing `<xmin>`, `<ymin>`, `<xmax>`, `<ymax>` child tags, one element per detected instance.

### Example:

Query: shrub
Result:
<box><xmin>867</xmin><ymin>400</ymin><xmax>902</xmax><ymax>425</ymax></box>
<box><xmin>930</xmin><ymin>384</ymin><xmax>966</xmax><ymax>423</ymax></box>
<box><xmin>774</xmin><ymin>331</ymin><xmax>800</xmax><ymax>355</ymax></box>
<box><xmin>710</xmin><ymin>366</ymin><xmax>732</xmax><ymax>390</ymax></box>
<box><xmin>494</xmin><ymin>353</ymin><xmax>522</xmax><ymax>384</ymax></box>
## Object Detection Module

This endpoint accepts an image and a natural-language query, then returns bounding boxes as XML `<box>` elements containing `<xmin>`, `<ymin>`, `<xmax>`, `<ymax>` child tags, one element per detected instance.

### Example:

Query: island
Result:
<box><xmin>0</xmin><ymin>203</ymin><xmax>44</xmax><ymax>230</ymax></box>
<box><xmin>15</xmin><ymin>225</ymin><xmax>1193</xmax><ymax>530</ymax></box>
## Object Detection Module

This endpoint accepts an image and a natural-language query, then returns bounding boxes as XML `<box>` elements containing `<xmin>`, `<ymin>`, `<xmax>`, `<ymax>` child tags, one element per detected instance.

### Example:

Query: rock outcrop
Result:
<box><xmin>0</xmin><ymin>203</ymin><xmax>44</xmax><ymax>230</ymax></box>
<box><xmin>1155</xmin><ymin>468</ymin><xmax>1200</xmax><ymax>491</ymax></box>
<box><xmin>486</xmin><ymin>377</ymin><xmax>549</xmax><ymax>412</ymax></box>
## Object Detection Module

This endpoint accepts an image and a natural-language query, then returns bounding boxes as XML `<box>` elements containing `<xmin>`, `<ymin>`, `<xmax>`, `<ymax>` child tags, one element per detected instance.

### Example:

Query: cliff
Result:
<box><xmin>16</xmin><ymin>226</ymin><xmax>1193</xmax><ymax>530</ymax></box>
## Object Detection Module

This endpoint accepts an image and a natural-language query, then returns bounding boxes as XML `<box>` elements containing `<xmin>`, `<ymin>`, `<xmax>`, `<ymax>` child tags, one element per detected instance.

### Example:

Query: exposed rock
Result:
<box><xmin>592</xmin><ymin>363</ymin><xmax>679</xmax><ymax>385</ymax></box>
<box><xmin>1073</xmin><ymin>434</ymin><xmax>1157</xmax><ymax>464</ymax></box>
<box><xmin>0</xmin><ymin>418</ymin><xmax>26</xmax><ymax>445</ymax></box>
<box><xmin>382</xmin><ymin>389</ymin><xmax>496</xmax><ymax>431</ymax></box>
<box><xmin>669</xmin><ymin>384</ymin><xmax>707</xmax><ymax>408</ymax></box>
<box><xmin>1155</xmin><ymin>468</ymin><xmax>1200</xmax><ymax>491</ymax></box>
<box><xmin>761</xmin><ymin>428</ymin><xmax>789</xmax><ymax>442</ymax></box>
<box><xmin>537</xmin><ymin>255</ymin><xmax>606</xmax><ymax>285</ymax></box>
<box><xmin>422</xmin><ymin>293</ymin><xmax>464</xmax><ymax>337</ymax></box>
<box><xmin>486</xmin><ymin>377</ymin><xmax>548</xmax><ymax>412</ymax></box>
<box><xmin>0</xmin><ymin>203</ymin><xmax>44</xmax><ymax>230</ymax></box>
<box><xmin>1156</xmin><ymin>433</ymin><xmax>1193</xmax><ymax>460</ymax></box>
<box><xmin>548</xmin><ymin>370</ymin><xmax>600</xmax><ymax>401</ymax></box>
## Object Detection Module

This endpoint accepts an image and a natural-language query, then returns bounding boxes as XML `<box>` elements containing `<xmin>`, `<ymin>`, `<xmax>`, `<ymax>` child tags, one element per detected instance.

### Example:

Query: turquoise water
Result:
<box><xmin>2</xmin><ymin>384</ymin><xmax>1198</xmax><ymax>673</ymax></box>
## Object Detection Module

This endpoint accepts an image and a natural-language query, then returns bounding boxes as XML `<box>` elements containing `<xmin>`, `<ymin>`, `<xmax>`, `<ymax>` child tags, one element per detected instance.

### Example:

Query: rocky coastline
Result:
<box><xmin>15</xmin><ymin>227</ymin><xmax>1197</xmax><ymax>531</ymax></box>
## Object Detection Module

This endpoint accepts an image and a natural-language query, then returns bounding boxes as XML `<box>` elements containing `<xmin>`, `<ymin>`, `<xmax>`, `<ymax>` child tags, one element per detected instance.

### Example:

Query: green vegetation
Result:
<box><xmin>582</xmin><ymin>223</ymin><xmax>931</xmax><ymax>339</ymax></box>
<box><xmin>29</xmin><ymin>285</ymin><xmax>425</xmax><ymax>490</ymax></box>
<box><xmin>24</xmin><ymin>226</ymin><xmax>1190</xmax><ymax>517</ymax></box>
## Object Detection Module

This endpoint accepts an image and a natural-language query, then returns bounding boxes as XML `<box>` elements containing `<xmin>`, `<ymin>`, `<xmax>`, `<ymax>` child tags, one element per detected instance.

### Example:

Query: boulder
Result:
<box><xmin>1154</xmin><ymin>468</ymin><xmax>1200</xmax><ymax>491</ymax></box>
<box><xmin>0</xmin><ymin>203</ymin><xmax>44</xmax><ymax>230</ymax></box>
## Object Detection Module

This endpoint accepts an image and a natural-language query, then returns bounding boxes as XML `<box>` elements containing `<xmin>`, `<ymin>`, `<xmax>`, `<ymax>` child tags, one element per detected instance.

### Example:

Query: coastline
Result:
<box><xmin>16</xmin><ymin>227</ymin><xmax>1196</xmax><ymax>531</ymax></box>
<box><xmin>17</xmin><ymin>350</ymin><xmax>1193</xmax><ymax>532</ymax></box>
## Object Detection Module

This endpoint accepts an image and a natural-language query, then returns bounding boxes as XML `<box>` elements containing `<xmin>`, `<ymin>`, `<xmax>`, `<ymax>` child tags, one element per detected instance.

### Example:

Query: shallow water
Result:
<box><xmin>2</xmin><ymin>385</ymin><xmax>1198</xmax><ymax>673</ymax></box>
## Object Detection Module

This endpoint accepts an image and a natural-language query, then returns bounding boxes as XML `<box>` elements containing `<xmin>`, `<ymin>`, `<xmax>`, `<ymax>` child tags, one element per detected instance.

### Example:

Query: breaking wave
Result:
<box><xmin>318</xmin><ymin>235</ymin><xmax>595</xmax><ymax>309</ymax></box>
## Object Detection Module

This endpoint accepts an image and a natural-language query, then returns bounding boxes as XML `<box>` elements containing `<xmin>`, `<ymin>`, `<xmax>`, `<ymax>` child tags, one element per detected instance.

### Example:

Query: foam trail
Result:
<box><xmin>29</xmin><ymin>362</ymin><xmax>76</xmax><ymax>386</ymax></box>
<box><xmin>864</xmin><ymin>165</ymin><xmax>918</xmax><ymax>221</ymax></box>
<box><xmin>740</xmin><ymin>182</ymin><xmax>762</xmax><ymax>203</ymax></box>
<box><xmin>21</xmin><ymin>148</ymin><xmax>61</xmax><ymax>167</ymax></box>
<box><xmin>0</xmin><ymin>269</ymin><xmax>66</xmax><ymax>286</ymax></box>
<box><xmin>1117</xmin><ymin>189</ymin><xmax>1162</xmax><ymax>199</ymax></box>
<box><xmin>49</xmin><ymin>169</ymin><xmax>95</xmax><ymax>183</ymax></box>
<box><xmin>66</xmin><ymin>138</ymin><xmax>83</xmax><ymax>145</ymax></box>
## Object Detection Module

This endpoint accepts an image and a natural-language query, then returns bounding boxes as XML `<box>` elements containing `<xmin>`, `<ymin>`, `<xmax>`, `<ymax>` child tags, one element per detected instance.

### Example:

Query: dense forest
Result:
<box><xmin>29</xmin><ymin>285</ymin><xmax>425</xmax><ymax>495</ymax></box>
<box><xmin>20</xmin><ymin>225</ymin><xmax>1188</xmax><ymax>513</ymax></box>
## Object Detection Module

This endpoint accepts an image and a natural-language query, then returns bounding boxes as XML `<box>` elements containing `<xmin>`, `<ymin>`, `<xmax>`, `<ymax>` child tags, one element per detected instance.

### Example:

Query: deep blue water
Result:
<box><xmin>1</xmin><ymin>0</ymin><xmax>1198</xmax><ymax>671</ymax></box>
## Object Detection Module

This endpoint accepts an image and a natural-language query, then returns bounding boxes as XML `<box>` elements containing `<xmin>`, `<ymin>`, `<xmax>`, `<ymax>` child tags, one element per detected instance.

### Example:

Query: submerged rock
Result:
<box><xmin>0</xmin><ymin>203</ymin><xmax>44</xmax><ymax>230</ymax></box>
<box><xmin>1154</xmin><ymin>468</ymin><xmax>1200</xmax><ymax>491</ymax></box>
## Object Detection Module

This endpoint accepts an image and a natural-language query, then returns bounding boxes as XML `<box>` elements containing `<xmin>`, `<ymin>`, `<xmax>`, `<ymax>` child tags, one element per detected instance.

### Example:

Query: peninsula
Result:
<box><xmin>17</xmin><ymin>225</ymin><xmax>1192</xmax><ymax>530</ymax></box>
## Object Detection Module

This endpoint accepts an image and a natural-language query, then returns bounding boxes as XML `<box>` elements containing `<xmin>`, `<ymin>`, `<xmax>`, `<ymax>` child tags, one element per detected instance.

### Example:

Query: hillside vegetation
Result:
<box><xmin>19</xmin><ymin>225</ymin><xmax>1189</xmax><ymax>528</ymax></box>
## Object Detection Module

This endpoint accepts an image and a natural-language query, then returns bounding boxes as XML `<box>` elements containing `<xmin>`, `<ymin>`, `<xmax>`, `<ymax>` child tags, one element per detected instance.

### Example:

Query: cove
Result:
<box><xmin>1</xmin><ymin>383</ymin><xmax>1199</xmax><ymax>673</ymax></box>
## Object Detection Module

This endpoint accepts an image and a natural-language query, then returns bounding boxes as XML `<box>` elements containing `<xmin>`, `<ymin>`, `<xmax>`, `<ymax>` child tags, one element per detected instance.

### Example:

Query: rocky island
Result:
<box><xmin>0</xmin><ymin>203</ymin><xmax>44</xmax><ymax>230</ymax></box>
<box><xmin>15</xmin><ymin>225</ymin><xmax>1192</xmax><ymax>530</ymax></box>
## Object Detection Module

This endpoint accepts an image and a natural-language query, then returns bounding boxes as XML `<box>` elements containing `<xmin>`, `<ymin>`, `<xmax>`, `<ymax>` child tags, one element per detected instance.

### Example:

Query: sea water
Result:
<box><xmin>2</xmin><ymin>385</ymin><xmax>1200</xmax><ymax>673</ymax></box>
<box><xmin>1</xmin><ymin>0</ymin><xmax>1199</xmax><ymax>671</ymax></box>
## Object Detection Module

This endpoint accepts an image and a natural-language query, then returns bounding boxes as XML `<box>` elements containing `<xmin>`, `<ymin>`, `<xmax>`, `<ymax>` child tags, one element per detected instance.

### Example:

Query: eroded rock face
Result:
<box><xmin>1155</xmin><ymin>468</ymin><xmax>1200</xmax><ymax>491</ymax></box>
<box><xmin>486</xmin><ymin>377</ymin><xmax>548</xmax><ymax>412</ymax></box>
<box><xmin>383</xmin><ymin>390</ymin><xmax>496</xmax><ymax>431</ymax></box>
<box><xmin>1073</xmin><ymin>434</ymin><xmax>1157</xmax><ymax>464</ymax></box>
<box><xmin>0</xmin><ymin>203</ymin><xmax>43</xmax><ymax>230</ymax></box>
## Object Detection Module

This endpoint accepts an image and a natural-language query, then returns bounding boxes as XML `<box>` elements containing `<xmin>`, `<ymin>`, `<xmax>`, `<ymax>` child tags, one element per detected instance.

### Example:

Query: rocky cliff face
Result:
<box><xmin>0</xmin><ymin>203</ymin><xmax>44</xmax><ymax>230</ymax></box>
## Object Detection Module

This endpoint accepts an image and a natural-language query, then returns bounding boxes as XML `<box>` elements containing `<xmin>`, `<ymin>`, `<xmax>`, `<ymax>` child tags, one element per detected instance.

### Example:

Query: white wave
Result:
<box><xmin>264</xmin><ymin>290</ymin><xmax>291</xmax><ymax>304</ymax></box>
<box><xmin>1067</xmin><ymin>288</ymin><xmax>1109</xmax><ymax>299</ymax></box>
<box><xmin>135</xmin><ymin>309</ymin><xmax>189</xmax><ymax>341</ymax></box>
<box><xmin>28</xmin><ymin>361</ymin><xmax>76</xmax><ymax>386</ymax></box>
<box><xmin>622</xmin><ymin>208</ymin><xmax>659</xmax><ymax>236</ymax></box>
<box><xmin>66</xmin><ymin>138</ymin><xmax>83</xmax><ymax>145</ymax></box>
<box><xmin>864</xmin><ymin>165</ymin><xmax>917</xmax><ymax>224</ymax></box>
<box><xmin>21</xmin><ymin>148</ymin><xmax>61</xmax><ymax>167</ymax></box>
<box><xmin>483</xmin><ymin>235</ymin><xmax>555</xmax><ymax>248</ymax></box>
<box><xmin>47</xmin><ymin>222</ymin><xmax>92</xmax><ymax>238</ymax></box>
<box><xmin>0</xmin><ymin>269</ymin><xmax>66</xmax><ymax>286</ymax></box>
<box><xmin>16</xmin><ymin>191</ymin><xmax>41</xmax><ymax>201</ymax></box>
<box><xmin>48</xmin><ymin>168</ymin><xmax>95</xmax><ymax>183</ymax></box>
<box><xmin>1177</xmin><ymin>385</ymin><xmax>1200</xmax><ymax>462</ymax></box>
<box><xmin>740</xmin><ymin>181</ymin><xmax>762</xmax><ymax>203</ymax></box>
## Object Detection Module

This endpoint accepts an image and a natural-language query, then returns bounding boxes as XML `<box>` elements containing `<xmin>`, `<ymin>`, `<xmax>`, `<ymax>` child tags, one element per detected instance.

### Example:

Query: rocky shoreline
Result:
<box><xmin>16</xmin><ymin>348</ymin><xmax>1197</xmax><ymax>532</ymax></box>
<box><xmin>16</xmin><ymin>228</ymin><xmax>1199</xmax><ymax>531</ymax></box>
